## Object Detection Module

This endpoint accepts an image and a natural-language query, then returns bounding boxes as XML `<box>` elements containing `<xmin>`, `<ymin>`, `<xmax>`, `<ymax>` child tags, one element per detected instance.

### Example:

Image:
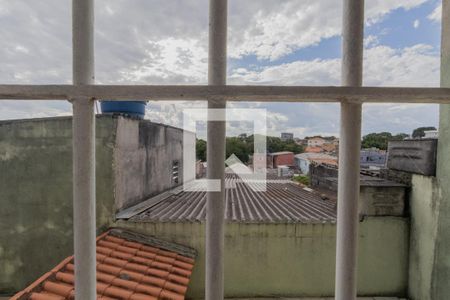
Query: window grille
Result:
<box><xmin>0</xmin><ymin>0</ymin><xmax>448</xmax><ymax>299</ymax></box>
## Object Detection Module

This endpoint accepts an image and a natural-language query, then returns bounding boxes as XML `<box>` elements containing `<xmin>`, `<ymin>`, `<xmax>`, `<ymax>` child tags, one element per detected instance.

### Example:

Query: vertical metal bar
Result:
<box><xmin>335</xmin><ymin>0</ymin><xmax>364</xmax><ymax>299</ymax></box>
<box><xmin>435</xmin><ymin>1</ymin><xmax>450</xmax><ymax>297</ymax></box>
<box><xmin>205</xmin><ymin>0</ymin><xmax>227</xmax><ymax>299</ymax></box>
<box><xmin>72</xmin><ymin>0</ymin><xmax>96</xmax><ymax>299</ymax></box>
<box><xmin>441</xmin><ymin>0</ymin><xmax>450</xmax><ymax>89</ymax></box>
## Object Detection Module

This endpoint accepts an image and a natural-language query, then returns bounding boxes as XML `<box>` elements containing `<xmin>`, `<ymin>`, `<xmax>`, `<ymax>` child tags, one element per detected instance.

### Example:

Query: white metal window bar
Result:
<box><xmin>0</xmin><ymin>0</ymin><xmax>448</xmax><ymax>299</ymax></box>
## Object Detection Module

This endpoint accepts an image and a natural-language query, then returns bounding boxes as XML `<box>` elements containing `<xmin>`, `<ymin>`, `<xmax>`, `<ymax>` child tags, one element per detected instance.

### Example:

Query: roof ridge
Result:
<box><xmin>109</xmin><ymin>228</ymin><xmax>197</xmax><ymax>259</ymax></box>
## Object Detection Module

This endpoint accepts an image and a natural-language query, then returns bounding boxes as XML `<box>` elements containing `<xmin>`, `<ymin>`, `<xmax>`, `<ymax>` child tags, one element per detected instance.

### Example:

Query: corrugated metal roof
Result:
<box><xmin>129</xmin><ymin>175</ymin><xmax>336</xmax><ymax>224</ymax></box>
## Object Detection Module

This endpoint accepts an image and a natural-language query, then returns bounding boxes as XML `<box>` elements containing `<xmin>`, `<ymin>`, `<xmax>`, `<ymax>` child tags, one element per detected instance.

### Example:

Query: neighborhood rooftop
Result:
<box><xmin>119</xmin><ymin>174</ymin><xmax>337</xmax><ymax>224</ymax></box>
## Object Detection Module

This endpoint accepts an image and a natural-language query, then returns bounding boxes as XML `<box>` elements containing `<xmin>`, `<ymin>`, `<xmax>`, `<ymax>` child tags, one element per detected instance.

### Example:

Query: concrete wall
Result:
<box><xmin>408</xmin><ymin>175</ymin><xmax>440</xmax><ymax>300</ymax></box>
<box><xmin>360</xmin><ymin>186</ymin><xmax>405</xmax><ymax>217</ymax></box>
<box><xmin>388</xmin><ymin>140</ymin><xmax>437</xmax><ymax>176</ymax></box>
<box><xmin>117</xmin><ymin>217</ymin><xmax>409</xmax><ymax>299</ymax></box>
<box><xmin>114</xmin><ymin>119</ymin><xmax>195</xmax><ymax>210</ymax></box>
<box><xmin>0</xmin><ymin>116</ymin><xmax>193</xmax><ymax>294</ymax></box>
<box><xmin>0</xmin><ymin>116</ymin><xmax>117</xmax><ymax>294</ymax></box>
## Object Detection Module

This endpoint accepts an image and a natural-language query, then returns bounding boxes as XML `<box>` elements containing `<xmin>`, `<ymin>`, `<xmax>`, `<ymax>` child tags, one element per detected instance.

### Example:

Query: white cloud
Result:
<box><xmin>0</xmin><ymin>0</ymin><xmax>431</xmax><ymax>85</ymax></box>
<box><xmin>226</xmin><ymin>43</ymin><xmax>440</xmax><ymax>137</ymax></box>
<box><xmin>229</xmin><ymin>44</ymin><xmax>439</xmax><ymax>87</ymax></box>
<box><xmin>149</xmin><ymin>39</ymin><xmax>441</xmax><ymax>137</ymax></box>
<box><xmin>0</xmin><ymin>100</ymin><xmax>71</xmax><ymax>121</ymax></box>
<box><xmin>0</xmin><ymin>0</ymin><xmax>440</xmax><ymax>136</ymax></box>
<box><xmin>121</xmin><ymin>38</ymin><xmax>208</xmax><ymax>84</ymax></box>
<box><xmin>364</xmin><ymin>35</ymin><xmax>380</xmax><ymax>48</ymax></box>
<box><xmin>428</xmin><ymin>3</ymin><xmax>442</xmax><ymax>22</ymax></box>
<box><xmin>365</xmin><ymin>0</ymin><xmax>427</xmax><ymax>24</ymax></box>
<box><xmin>0</xmin><ymin>0</ymin><xmax>71</xmax><ymax>84</ymax></box>
<box><xmin>413</xmin><ymin>19</ymin><xmax>420</xmax><ymax>28</ymax></box>
<box><xmin>364</xmin><ymin>44</ymin><xmax>439</xmax><ymax>87</ymax></box>
<box><xmin>363</xmin><ymin>103</ymin><xmax>438</xmax><ymax>135</ymax></box>
<box><xmin>229</xmin><ymin>0</ymin><xmax>427</xmax><ymax>60</ymax></box>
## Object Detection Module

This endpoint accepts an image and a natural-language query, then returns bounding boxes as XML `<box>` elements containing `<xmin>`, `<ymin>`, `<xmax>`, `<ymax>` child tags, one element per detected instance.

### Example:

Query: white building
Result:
<box><xmin>424</xmin><ymin>130</ymin><xmax>439</xmax><ymax>139</ymax></box>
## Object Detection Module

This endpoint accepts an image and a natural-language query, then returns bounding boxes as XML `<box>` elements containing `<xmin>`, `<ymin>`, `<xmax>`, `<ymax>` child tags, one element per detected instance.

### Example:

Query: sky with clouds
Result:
<box><xmin>0</xmin><ymin>0</ymin><xmax>444</xmax><ymax>138</ymax></box>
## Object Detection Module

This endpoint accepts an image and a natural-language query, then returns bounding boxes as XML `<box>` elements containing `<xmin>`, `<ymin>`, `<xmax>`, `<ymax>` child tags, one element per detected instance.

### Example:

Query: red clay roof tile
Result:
<box><xmin>11</xmin><ymin>228</ymin><xmax>196</xmax><ymax>300</ymax></box>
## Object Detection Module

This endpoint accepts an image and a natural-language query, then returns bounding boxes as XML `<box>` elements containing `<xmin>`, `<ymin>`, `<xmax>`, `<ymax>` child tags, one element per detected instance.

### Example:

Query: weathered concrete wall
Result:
<box><xmin>0</xmin><ymin>116</ymin><xmax>196</xmax><ymax>294</ymax></box>
<box><xmin>0</xmin><ymin>116</ymin><xmax>117</xmax><ymax>294</ymax></box>
<box><xmin>360</xmin><ymin>186</ymin><xmax>405</xmax><ymax>217</ymax></box>
<box><xmin>117</xmin><ymin>217</ymin><xmax>409</xmax><ymax>299</ymax></box>
<box><xmin>388</xmin><ymin>140</ymin><xmax>438</xmax><ymax>176</ymax></box>
<box><xmin>408</xmin><ymin>175</ymin><xmax>440</xmax><ymax>300</ymax></box>
<box><xmin>114</xmin><ymin>119</ymin><xmax>195</xmax><ymax>210</ymax></box>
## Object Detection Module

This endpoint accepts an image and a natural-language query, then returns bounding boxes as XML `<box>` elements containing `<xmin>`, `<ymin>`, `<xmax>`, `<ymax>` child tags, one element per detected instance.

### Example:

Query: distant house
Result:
<box><xmin>281</xmin><ymin>132</ymin><xmax>294</xmax><ymax>141</ymax></box>
<box><xmin>267</xmin><ymin>151</ymin><xmax>295</xmax><ymax>168</ymax></box>
<box><xmin>360</xmin><ymin>148</ymin><xmax>387</xmax><ymax>168</ymax></box>
<box><xmin>295</xmin><ymin>153</ymin><xmax>338</xmax><ymax>174</ymax></box>
<box><xmin>423</xmin><ymin>130</ymin><xmax>438</xmax><ymax>139</ymax></box>
<box><xmin>305</xmin><ymin>146</ymin><xmax>323</xmax><ymax>153</ymax></box>
<box><xmin>322</xmin><ymin>142</ymin><xmax>337</xmax><ymax>153</ymax></box>
<box><xmin>294</xmin><ymin>138</ymin><xmax>308</xmax><ymax>145</ymax></box>
<box><xmin>307</xmin><ymin>136</ymin><xmax>326</xmax><ymax>147</ymax></box>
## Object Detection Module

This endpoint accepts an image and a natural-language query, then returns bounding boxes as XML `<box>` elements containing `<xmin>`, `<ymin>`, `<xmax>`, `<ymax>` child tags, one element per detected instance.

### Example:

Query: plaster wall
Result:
<box><xmin>114</xmin><ymin>119</ymin><xmax>195</xmax><ymax>210</ymax></box>
<box><xmin>117</xmin><ymin>217</ymin><xmax>409</xmax><ymax>299</ymax></box>
<box><xmin>0</xmin><ymin>116</ymin><xmax>116</xmax><ymax>294</ymax></box>
<box><xmin>359</xmin><ymin>186</ymin><xmax>405</xmax><ymax>217</ymax></box>
<box><xmin>408</xmin><ymin>175</ymin><xmax>440</xmax><ymax>300</ymax></box>
<box><xmin>0</xmin><ymin>116</ymin><xmax>192</xmax><ymax>294</ymax></box>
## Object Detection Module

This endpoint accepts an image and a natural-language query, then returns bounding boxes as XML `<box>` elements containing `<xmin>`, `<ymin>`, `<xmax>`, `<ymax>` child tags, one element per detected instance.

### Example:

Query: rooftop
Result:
<box><xmin>120</xmin><ymin>174</ymin><xmax>337</xmax><ymax>224</ymax></box>
<box><xmin>268</xmin><ymin>151</ymin><xmax>294</xmax><ymax>156</ymax></box>
<box><xmin>295</xmin><ymin>153</ymin><xmax>338</xmax><ymax>165</ymax></box>
<box><xmin>311</xmin><ymin>158</ymin><xmax>338</xmax><ymax>166</ymax></box>
<box><xmin>304</xmin><ymin>147</ymin><xmax>323</xmax><ymax>153</ymax></box>
<box><xmin>11</xmin><ymin>228</ymin><xmax>196</xmax><ymax>300</ymax></box>
<box><xmin>296</xmin><ymin>153</ymin><xmax>331</xmax><ymax>158</ymax></box>
<box><xmin>324</xmin><ymin>175</ymin><xmax>406</xmax><ymax>188</ymax></box>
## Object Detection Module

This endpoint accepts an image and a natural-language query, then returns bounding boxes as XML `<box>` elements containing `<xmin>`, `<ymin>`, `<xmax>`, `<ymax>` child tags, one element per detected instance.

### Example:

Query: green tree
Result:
<box><xmin>226</xmin><ymin>137</ymin><xmax>251</xmax><ymax>163</ymax></box>
<box><xmin>196</xmin><ymin>134</ymin><xmax>305</xmax><ymax>163</ymax></box>
<box><xmin>266</xmin><ymin>136</ymin><xmax>303</xmax><ymax>154</ymax></box>
<box><xmin>361</xmin><ymin>132</ymin><xmax>408</xmax><ymax>150</ymax></box>
<box><xmin>362</xmin><ymin>132</ymin><xmax>392</xmax><ymax>150</ymax></box>
<box><xmin>412</xmin><ymin>126</ymin><xmax>437</xmax><ymax>139</ymax></box>
<box><xmin>392</xmin><ymin>133</ymin><xmax>409</xmax><ymax>141</ymax></box>
<box><xmin>196</xmin><ymin>139</ymin><xmax>207</xmax><ymax>161</ymax></box>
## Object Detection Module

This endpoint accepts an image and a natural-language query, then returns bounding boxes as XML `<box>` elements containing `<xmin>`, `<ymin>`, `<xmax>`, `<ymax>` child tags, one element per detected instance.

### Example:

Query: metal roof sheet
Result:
<box><xmin>129</xmin><ymin>176</ymin><xmax>336</xmax><ymax>224</ymax></box>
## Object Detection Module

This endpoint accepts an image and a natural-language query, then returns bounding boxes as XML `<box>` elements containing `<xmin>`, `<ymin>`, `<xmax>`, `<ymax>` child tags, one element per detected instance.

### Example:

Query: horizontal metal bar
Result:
<box><xmin>0</xmin><ymin>84</ymin><xmax>449</xmax><ymax>103</ymax></box>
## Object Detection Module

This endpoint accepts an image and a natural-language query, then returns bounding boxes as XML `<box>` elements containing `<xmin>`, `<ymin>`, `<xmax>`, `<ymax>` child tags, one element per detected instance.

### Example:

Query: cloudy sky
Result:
<box><xmin>0</xmin><ymin>0</ymin><xmax>443</xmax><ymax>138</ymax></box>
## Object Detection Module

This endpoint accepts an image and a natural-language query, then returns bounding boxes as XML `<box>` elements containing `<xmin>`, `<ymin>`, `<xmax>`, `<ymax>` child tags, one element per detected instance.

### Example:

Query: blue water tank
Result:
<box><xmin>100</xmin><ymin>101</ymin><xmax>147</xmax><ymax>119</ymax></box>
